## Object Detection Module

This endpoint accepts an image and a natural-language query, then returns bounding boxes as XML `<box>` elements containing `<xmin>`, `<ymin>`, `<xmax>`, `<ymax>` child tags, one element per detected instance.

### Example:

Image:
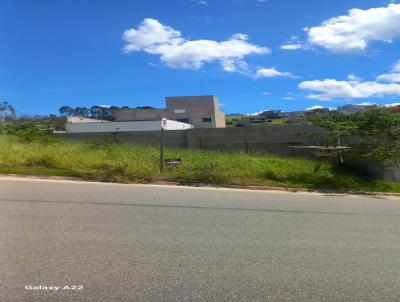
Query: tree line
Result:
<box><xmin>58</xmin><ymin>105</ymin><xmax>155</xmax><ymax>120</ymax></box>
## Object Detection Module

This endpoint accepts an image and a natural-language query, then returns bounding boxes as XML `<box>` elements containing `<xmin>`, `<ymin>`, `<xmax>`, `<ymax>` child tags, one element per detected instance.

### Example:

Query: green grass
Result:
<box><xmin>0</xmin><ymin>135</ymin><xmax>399</xmax><ymax>193</ymax></box>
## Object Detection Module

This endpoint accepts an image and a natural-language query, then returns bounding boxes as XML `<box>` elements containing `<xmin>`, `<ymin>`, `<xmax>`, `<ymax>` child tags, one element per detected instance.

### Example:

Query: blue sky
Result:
<box><xmin>1</xmin><ymin>0</ymin><xmax>400</xmax><ymax>116</ymax></box>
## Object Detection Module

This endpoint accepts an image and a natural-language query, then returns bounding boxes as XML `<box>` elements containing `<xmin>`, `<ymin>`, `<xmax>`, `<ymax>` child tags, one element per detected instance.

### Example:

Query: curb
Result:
<box><xmin>1</xmin><ymin>173</ymin><xmax>400</xmax><ymax>197</ymax></box>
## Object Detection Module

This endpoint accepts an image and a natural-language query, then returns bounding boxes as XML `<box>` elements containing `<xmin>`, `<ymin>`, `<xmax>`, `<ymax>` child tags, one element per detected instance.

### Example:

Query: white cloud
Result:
<box><xmin>347</xmin><ymin>74</ymin><xmax>362</xmax><ymax>82</ymax></box>
<box><xmin>283</xmin><ymin>96</ymin><xmax>295</xmax><ymax>100</ymax></box>
<box><xmin>190</xmin><ymin>0</ymin><xmax>208</xmax><ymax>5</ymax></box>
<box><xmin>356</xmin><ymin>102</ymin><xmax>376</xmax><ymax>106</ymax></box>
<box><xmin>305</xmin><ymin>105</ymin><xmax>324</xmax><ymax>111</ymax></box>
<box><xmin>255</xmin><ymin>68</ymin><xmax>293</xmax><ymax>78</ymax></box>
<box><xmin>376</xmin><ymin>59</ymin><xmax>400</xmax><ymax>82</ymax></box>
<box><xmin>300</xmin><ymin>60</ymin><xmax>400</xmax><ymax>100</ymax></box>
<box><xmin>377</xmin><ymin>73</ymin><xmax>400</xmax><ymax>82</ymax></box>
<box><xmin>392</xmin><ymin>59</ymin><xmax>400</xmax><ymax>72</ymax></box>
<box><xmin>123</xmin><ymin>18</ymin><xmax>269</xmax><ymax>72</ymax></box>
<box><xmin>306</xmin><ymin>3</ymin><xmax>400</xmax><ymax>52</ymax></box>
<box><xmin>385</xmin><ymin>102</ymin><xmax>400</xmax><ymax>107</ymax></box>
<box><xmin>299</xmin><ymin>78</ymin><xmax>400</xmax><ymax>100</ymax></box>
<box><xmin>281</xmin><ymin>36</ymin><xmax>305</xmax><ymax>51</ymax></box>
<box><xmin>281</xmin><ymin>44</ymin><xmax>303</xmax><ymax>50</ymax></box>
<box><xmin>123</xmin><ymin>19</ymin><xmax>182</xmax><ymax>53</ymax></box>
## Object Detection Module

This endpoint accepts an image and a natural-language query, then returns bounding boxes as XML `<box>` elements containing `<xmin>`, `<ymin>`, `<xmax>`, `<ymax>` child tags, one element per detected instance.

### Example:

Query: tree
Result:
<box><xmin>108</xmin><ymin>106</ymin><xmax>121</xmax><ymax>121</ymax></box>
<box><xmin>61</xmin><ymin>104</ymin><xmax>131</xmax><ymax>120</ymax></box>
<box><xmin>308</xmin><ymin>108</ymin><xmax>400</xmax><ymax>163</ymax></box>
<box><xmin>90</xmin><ymin>105</ymin><xmax>105</xmax><ymax>119</ymax></box>
<box><xmin>59</xmin><ymin>106</ymin><xmax>74</xmax><ymax>116</ymax></box>
<box><xmin>73</xmin><ymin>107</ymin><xmax>90</xmax><ymax>117</ymax></box>
<box><xmin>0</xmin><ymin>101</ymin><xmax>16</xmax><ymax>120</ymax></box>
<box><xmin>136</xmin><ymin>106</ymin><xmax>155</xmax><ymax>109</ymax></box>
<box><xmin>89</xmin><ymin>105</ymin><xmax>120</xmax><ymax>120</ymax></box>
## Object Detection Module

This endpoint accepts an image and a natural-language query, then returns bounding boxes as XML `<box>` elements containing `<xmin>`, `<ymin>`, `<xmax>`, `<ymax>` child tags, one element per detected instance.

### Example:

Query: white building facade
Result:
<box><xmin>65</xmin><ymin>119</ymin><xmax>193</xmax><ymax>133</ymax></box>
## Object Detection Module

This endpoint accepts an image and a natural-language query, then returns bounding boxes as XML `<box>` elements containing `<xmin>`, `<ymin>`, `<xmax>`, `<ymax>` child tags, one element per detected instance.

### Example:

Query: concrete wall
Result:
<box><xmin>65</xmin><ymin>120</ymin><xmax>193</xmax><ymax>133</ymax></box>
<box><xmin>57</xmin><ymin>130</ymin><xmax>188</xmax><ymax>148</ymax></box>
<box><xmin>384</xmin><ymin>164</ymin><xmax>400</xmax><ymax>181</ymax></box>
<box><xmin>57</xmin><ymin>124</ymin><xmax>326</xmax><ymax>156</ymax></box>
<box><xmin>115</xmin><ymin>109</ymin><xmax>165</xmax><ymax>122</ymax></box>
<box><xmin>67</xmin><ymin>117</ymin><xmax>108</xmax><ymax>123</ymax></box>
<box><xmin>212</xmin><ymin>97</ymin><xmax>226</xmax><ymax>128</ymax></box>
<box><xmin>185</xmin><ymin>125</ymin><xmax>326</xmax><ymax>156</ymax></box>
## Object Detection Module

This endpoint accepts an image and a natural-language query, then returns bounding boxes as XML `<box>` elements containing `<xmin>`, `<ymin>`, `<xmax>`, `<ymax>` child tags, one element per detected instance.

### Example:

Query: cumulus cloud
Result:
<box><xmin>306</xmin><ymin>3</ymin><xmax>400</xmax><ymax>52</ymax></box>
<box><xmin>299</xmin><ymin>78</ymin><xmax>400</xmax><ymax>100</ymax></box>
<box><xmin>123</xmin><ymin>18</ymin><xmax>269</xmax><ymax>72</ymax></box>
<box><xmin>255</xmin><ymin>68</ymin><xmax>293</xmax><ymax>78</ymax></box>
<box><xmin>281</xmin><ymin>44</ymin><xmax>303</xmax><ymax>50</ymax></box>
<box><xmin>300</xmin><ymin>60</ymin><xmax>400</xmax><ymax>100</ymax></box>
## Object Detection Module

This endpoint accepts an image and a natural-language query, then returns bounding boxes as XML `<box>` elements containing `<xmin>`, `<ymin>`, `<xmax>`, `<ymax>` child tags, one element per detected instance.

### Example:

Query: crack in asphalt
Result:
<box><xmin>0</xmin><ymin>198</ymin><xmax>360</xmax><ymax>216</ymax></box>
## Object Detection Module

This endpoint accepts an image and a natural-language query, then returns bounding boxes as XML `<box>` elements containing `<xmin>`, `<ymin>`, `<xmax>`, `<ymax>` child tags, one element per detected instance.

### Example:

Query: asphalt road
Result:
<box><xmin>1</xmin><ymin>177</ymin><xmax>400</xmax><ymax>302</ymax></box>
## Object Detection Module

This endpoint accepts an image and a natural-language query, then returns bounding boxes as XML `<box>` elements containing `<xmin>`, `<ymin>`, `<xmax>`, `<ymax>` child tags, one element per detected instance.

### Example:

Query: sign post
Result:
<box><xmin>160</xmin><ymin>118</ymin><xmax>167</xmax><ymax>172</ymax></box>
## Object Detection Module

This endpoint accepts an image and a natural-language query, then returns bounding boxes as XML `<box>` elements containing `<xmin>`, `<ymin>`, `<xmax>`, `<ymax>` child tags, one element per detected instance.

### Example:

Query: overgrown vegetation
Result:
<box><xmin>308</xmin><ymin>108</ymin><xmax>400</xmax><ymax>163</ymax></box>
<box><xmin>225</xmin><ymin>115</ymin><xmax>287</xmax><ymax>127</ymax></box>
<box><xmin>0</xmin><ymin>118</ymin><xmax>61</xmax><ymax>142</ymax></box>
<box><xmin>0</xmin><ymin>135</ymin><xmax>399</xmax><ymax>193</ymax></box>
<box><xmin>225</xmin><ymin>114</ymin><xmax>245</xmax><ymax>127</ymax></box>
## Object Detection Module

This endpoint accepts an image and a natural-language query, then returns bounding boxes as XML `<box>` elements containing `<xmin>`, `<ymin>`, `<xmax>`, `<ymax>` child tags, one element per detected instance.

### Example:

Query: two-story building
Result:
<box><xmin>115</xmin><ymin>95</ymin><xmax>226</xmax><ymax>128</ymax></box>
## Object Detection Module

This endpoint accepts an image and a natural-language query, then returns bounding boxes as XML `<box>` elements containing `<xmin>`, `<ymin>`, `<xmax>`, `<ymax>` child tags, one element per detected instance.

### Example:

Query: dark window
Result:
<box><xmin>176</xmin><ymin>118</ymin><xmax>190</xmax><ymax>124</ymax></box>
<box><xmin>202</xmin><ymin>117</ymin><xmax>212</xmax><ymax>122</ymax></box>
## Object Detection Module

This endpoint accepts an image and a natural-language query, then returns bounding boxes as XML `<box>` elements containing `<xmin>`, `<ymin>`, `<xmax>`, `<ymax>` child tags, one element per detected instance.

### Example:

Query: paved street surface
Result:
<box><xmin>1</xmin><ymin>176</ymin><xmax>400</xmax><ymax>302</ymax></box>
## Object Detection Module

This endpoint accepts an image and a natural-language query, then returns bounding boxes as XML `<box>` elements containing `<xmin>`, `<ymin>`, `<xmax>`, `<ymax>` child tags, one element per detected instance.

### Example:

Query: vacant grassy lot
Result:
<box><xmin>0</xmin><ymin>135</ymin><xmax>399</xmax><ymax>193</ymax></box>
